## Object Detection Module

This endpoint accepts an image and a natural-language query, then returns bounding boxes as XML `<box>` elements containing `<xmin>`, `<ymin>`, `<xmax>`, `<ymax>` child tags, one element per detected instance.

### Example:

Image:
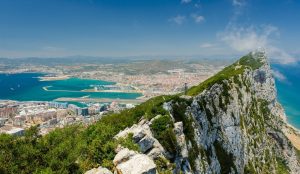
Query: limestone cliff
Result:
<box><xmin>164</xmin><ymin>51</ymin><xmax>300</xmax><ymax>174</ymax></box>
<box><xmin>88</xmin><ymin>51</ymin><xmax>300</xmax><ymax>174</ymax></box>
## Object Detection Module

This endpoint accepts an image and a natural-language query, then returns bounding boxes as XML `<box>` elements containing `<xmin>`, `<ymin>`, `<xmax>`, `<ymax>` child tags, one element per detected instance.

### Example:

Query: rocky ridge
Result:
<box><xmin>86</xmin><ymin>51</ymin><xmax>300</xmax><ymax>174</ymax></box>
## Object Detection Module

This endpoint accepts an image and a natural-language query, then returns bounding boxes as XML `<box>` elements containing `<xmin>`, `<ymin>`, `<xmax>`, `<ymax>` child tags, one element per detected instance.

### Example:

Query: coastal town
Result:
<box><xmin>0</xmin><ymin>59</ymin><xmax>226</xmax><ymax>135</ymax></box>
<box><xmin>0</xmin><ymin>60</ymin><xmax>225</xmax><ymax>135</ymax></box>
<box><xmin>0</xmin><ymin>59</ymin><xmax>225</xmax><ymax>97</ymax></box>
<box><xmin>0</xmin><ymin>100</ymin><xmax>135</xmax><ymax>135</ymax></box>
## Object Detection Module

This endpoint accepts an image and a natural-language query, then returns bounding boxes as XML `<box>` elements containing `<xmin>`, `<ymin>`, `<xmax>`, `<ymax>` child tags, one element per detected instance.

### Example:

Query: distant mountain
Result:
<box><xmin>0</xmin><ymin>56</ymin><xmax>133</xmax><ymax>66</ymax></box>
<box><xmin>0</xmin><ymin>55</ymin><xmax>235</xmax><ymax>67</ymax></box>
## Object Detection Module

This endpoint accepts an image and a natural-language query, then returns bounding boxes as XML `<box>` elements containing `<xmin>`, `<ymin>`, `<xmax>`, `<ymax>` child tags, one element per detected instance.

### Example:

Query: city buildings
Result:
<box><xmin>0</xmin><ymin>100</ymin><xmax>136</xmax><ymax>136</ymax></box>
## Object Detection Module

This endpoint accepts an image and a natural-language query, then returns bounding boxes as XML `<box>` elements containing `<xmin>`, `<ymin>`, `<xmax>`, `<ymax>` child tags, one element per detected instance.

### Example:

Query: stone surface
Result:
<box><xmin>113</xmin><ymin>148</ymin><xmax>157</xmax><ymax>174</ymax></box>
<box><xmin>116</xmin><ymin>154</ymin><xmax>157</xmax><ymax>174</ymax></box>
<box><xmin>164</xmin><ymin>51</ymin><xmax>300</xmax><ymax>173</ymax></box>
<box><xmin>112</xmin><ymin>51</ymin><xmax>300</xmax><ymax>174</ymax></box>
<box><xmin>138</xmin><ymin>134</ymin><xmax>155</xmax><ymax>153</ymax></box>
<box><xmin>114</xmin><ymin>116</ymin><xmax>167</xmax><ymax>160</ymax></box>
<box><xmin>85</xmin><ymin>166</ymin><xmax>112</xmax><ymax>174</ymax></box>
<box><xmin>113</xmin><ymin>148</ymin><xmax>137</xmax><ymax>166</ymax></box>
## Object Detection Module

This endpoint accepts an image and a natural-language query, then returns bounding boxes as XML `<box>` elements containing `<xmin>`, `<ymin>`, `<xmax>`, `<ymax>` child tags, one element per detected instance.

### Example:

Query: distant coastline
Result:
<box><xmin>0</xmin><ymin>73</ymin><xmax>143</xmax><ymax>102</ymax></box>
<box><xmin>38</xmin><ymin>75</ymin><xmax>70</xmax><ymax>81</ymax></box>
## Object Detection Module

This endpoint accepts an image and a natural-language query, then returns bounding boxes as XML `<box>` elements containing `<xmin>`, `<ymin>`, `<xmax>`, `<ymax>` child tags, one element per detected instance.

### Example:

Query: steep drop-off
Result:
<box><xmin>104</xmin><ymin>51</ymin><xmax>300</xmax><ymax>174</ymax></box>
<box><xmin>166</xmin><ymin>51</ymin><xmax>300</xmax><ymax>173</ymax></box>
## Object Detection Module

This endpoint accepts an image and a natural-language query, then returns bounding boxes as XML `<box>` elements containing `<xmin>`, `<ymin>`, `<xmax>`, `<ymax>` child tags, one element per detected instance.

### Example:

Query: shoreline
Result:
<box><xmin>284</xmin><ymin>123</ymin><xmax>300</xmax><ymax>150</ymax></box>
<box><xmin>38</xmin><ymin>75</ymin><xmax>70</xmax><ymax>81</ymax></box>
<box><xmin>281</xmin><ymin>112</ymin><xmax>300</xmax><ymax>150</ymax></box>
<box><xmin>42</xmin><ymin>86</ymin><xmax>143</xmax><ymax>95</ymax></box>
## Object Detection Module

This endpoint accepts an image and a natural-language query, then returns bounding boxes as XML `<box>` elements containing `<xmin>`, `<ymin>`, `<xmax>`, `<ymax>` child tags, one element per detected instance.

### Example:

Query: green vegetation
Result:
<box><xmin>186</xmin><ymin>63</ymin><xmax>244</xmax><ymax>96</ymax></box>
<box><xmin>150</xmin><ymin>115</ymin><xmax>177</xmax><ymax>155</ymax></box>
<box><xmin>276</xmin><ymin>157</ymin><xmax>289</xmax><ymax>174</ymax></box>
<box><xmin>187</xmin><ymin>53</ymin><xmax>263</xmax><ymax>96</ymax></box>
<box><xmin>198</xmin><ymin>97</ymin><xmax>213</xmax><ymax>124</ymax></box>
<box><xmin>154</xmin><ymin>156</ymin><xmax>174</xmax><ymax>174</ymax></box>
<box><xmin>213</xmin><ymin>141</ymin><xmax>236</xmax><ymax>174</ymax></box>
<box><xmin>117</xmin><ymin>133</ymin><xmax>140</xmax><ymax>152</ymax></box>
<box><xmin>0</xmin><ymin>95</ymin><xmax>175</xmax><ymax>174</ymax></box>
<box><xmin>244</xmin><ymin>162</ymin><xmax>256</xmax><ymax>174</ymax></box>
<box><xmin>0</xmin><ymin>52</ymin><xmax>267</xmax><ymax>173</ymax></box>
<box><xmin>0</xmin><ymin>125</ymin><xmax>84</xmax><ymax>174</ymax></box>
<box><xmin>239</xmin><ymin>53</ymin><xmax>264</xmax><ymax>70</ymax></box>
<box><xmin>296</xmin><ymin>149</ymin><xmax>300</xmax><ymax>162</ymax></box>
<box><xmin>170</xmin><ymin>97</ymin><xmax>200</xmax><ymax>171</ymax></box>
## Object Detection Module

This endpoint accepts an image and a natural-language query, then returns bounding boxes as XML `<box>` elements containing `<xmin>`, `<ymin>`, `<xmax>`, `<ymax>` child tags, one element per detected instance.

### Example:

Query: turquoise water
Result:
<box><xmin>272</xmin><ymin>63</ymin><xmax>300</xmax><ymax>129</ymax></box>
<box><xmin>1</xmin><ymin>70</ymin><xmax>299</xmax><ymax>129</ymax></box>
<box><xmin>0</xmin><ymin>73</ymin><xmax>141</xmax><ymax>102</ymax></box>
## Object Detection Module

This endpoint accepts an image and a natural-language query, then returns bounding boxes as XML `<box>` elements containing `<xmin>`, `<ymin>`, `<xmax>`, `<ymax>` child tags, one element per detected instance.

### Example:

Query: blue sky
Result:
<box><xmin>0</xmin><ymin>0</ymin><xmax>299</xmax><ymax>62</ymax></box>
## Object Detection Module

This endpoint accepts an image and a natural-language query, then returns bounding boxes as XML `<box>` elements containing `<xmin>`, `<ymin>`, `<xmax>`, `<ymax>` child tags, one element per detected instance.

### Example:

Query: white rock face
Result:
<box><xmin>113</xmin><ymin>148</ymin><xmax>137</xmax><ymax>166</ymax></box>
<box><xmin>173</xmin><ymin>122</ymin><xmax>192</xmax><ymax>174</ymax></box>
<box><xmin>164</xmin><ymin>51</ymin><xmax>300</xmax><ymax>174</ymax></box>
<box><xmin>114</xmin><ymin>148</ymin><xmax>157</xmax><ymax>174</ymax></box>
<box><xmin>138</xmin><ymin>134</ymin><xmax>155</xmax><ymax>153</ymax></box>
<box><xmin>174</xmin><ymin>122</ymin><xmax>188</xmax><ymax>158</ymax></box>
<box><xmin>85</xmin><ymin>166</ymin><xmax>112</xmax><ymax>174</ymax></box>
<box><xmin>114</xmin><ymin>117</ymin><xmax>167</xmax><ymax>159</ymax></box>
<box><xmin>108</xmin><ymin>51</ymin><xmax>300</xmax><ymax>174</ymax></box>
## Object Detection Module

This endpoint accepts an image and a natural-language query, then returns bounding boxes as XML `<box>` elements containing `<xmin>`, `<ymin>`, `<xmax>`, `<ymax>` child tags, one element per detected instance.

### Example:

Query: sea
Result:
<box><xmin>272</xmin><ymin>63</ymin><xmax>300</xmax><ymax>129</ymax></box>
<box><xmin>0</xmin><ymin>73</ymin><xmax>141</xmax><ymax>104</ymax></box>
<box><xmin>0</xmin><ymin>68</ymin><xmax>299</xmax><ymax>129</ymax></box>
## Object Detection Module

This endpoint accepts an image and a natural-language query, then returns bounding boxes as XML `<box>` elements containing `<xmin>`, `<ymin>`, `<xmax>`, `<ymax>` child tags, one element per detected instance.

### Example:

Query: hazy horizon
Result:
<box><xmin>0</xmin><ymin>0</ymin><xmax>299</xmax><ymax>64</ymax></box>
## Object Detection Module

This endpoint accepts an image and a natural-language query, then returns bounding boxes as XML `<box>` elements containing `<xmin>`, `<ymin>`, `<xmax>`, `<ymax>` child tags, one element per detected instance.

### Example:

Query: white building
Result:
<box><xmin>6</xmin><ymin>127</ymin><xmax>25</xmax><ymax>136</ymax></box>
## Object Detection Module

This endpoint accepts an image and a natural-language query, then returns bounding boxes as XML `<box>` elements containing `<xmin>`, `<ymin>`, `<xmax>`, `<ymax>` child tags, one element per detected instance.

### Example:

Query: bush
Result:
<box><xmin>150</xmin><ymin>115</ymin><xmax>177</xmax><ymax>155</ymax></box>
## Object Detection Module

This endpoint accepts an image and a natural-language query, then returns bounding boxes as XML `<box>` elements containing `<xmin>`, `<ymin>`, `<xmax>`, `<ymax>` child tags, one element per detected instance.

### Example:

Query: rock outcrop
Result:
<box><xmin>162</xmin><ymin>51</ymin><xmax>300</xmax><ymax>173</ymax></box>
<box><xmin>85</xmin><ymin>166</ymin><xmax>112</xmax><ymax>174</ymax></box>
<box><xmin>86</xmin><ymin>51</ymin><xmax>300</xmax><ymax>174</ymax></box>
<box><xmin>113</xmin><ymin>148</ymin><xmax>157</xmax><ymax>174</ymax></box>
<box><xmin>114</xmin><ymin>116</ymin><xmax>168</xmax><ymax>159</ymax></box>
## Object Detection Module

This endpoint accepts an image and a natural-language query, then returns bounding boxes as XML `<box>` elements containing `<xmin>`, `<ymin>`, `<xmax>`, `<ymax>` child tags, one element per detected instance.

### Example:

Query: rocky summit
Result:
<box><xmin>86</xmin><ymin>51</ymin><xmax>300</xmax><ymax>174</ymax></box>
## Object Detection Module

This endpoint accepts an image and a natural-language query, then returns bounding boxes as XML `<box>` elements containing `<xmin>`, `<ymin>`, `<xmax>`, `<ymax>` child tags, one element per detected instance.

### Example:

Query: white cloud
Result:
<box><xmin>191</xmin><ymin>14</ymin><xmax>205</xmax><ymax>23</ymax></box>
<box><xmin>232</xmin><ymin>0</ymin><xmax>246</xmax><ymax>7</ymax></box>
<box><xmin>181</xmin><ymin>0</ymin><xmax>192</xmax><ymax>4</ymax></box>
<box><xmin>169</xmin><ymin>15</ymin><xmax>186</xmax><ymax>25</ymax></box>
<box><xmin>218</xmin><ymin>25</ymin><xmax>296</xmax><ymax>64</ymax></box>
<box><xmin>219</xmin><ymin>26</ymin><xmax>273</xmax><ymax>52</ymax></box>
<box><xmin>200</xmin><ymin>43</ymin><xmax>215</xmax><ymax>48</ymax></box>
<box><xmin>268</xmin><ymin>47</ymin><xmax>296</xmax><ymax>64</ymax></box>
<box><xmin>272</xmin><ymin>70</ymin><xmax>287</xmax><ymax>82</ymax></box>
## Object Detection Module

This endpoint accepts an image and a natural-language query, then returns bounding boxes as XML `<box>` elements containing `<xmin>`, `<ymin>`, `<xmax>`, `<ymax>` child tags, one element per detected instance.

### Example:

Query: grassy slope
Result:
<box><xmin>187</xmin><ymin>53</ymin><xmax>263</xmax><ymax>96</ymax></box>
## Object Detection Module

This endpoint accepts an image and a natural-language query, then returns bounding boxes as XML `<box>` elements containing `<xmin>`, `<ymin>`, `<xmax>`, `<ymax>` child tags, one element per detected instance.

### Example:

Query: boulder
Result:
<box><xmin>147</xmin><ymin>139</ymin><xmax>172</xmax><ymax>159</ymax></box>
<box><xmin>85</xmin><ymin>166</ymin><xmax>112</xmax><ymax>174</ymax></box>
<box><xmin>115</xmin><ymin>153</ymin><xmax>157</xmax><ymax>174</ymax></box>
<box><xmin>138</xmin><ymin>134</ymin><xmax>155</xmax><ymax>153</ymax></box>
<box><xmin>113</xmin><ymin>148</ymin><xmax>137</xmax><ymax>166</ymax></box>
<box><xmin>113</xmin><ymin>148</ymin><xmax>157</xmax><ymax>174</ymax></box>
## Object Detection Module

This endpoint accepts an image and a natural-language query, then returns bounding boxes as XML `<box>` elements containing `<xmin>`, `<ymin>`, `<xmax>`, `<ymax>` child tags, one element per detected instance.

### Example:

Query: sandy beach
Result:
<box><xmin>283</xmin><ymin>123</ymin><xmax>300</xmax><ymax>150</ymax></box>
<box><xmin>279</xmin><ymin>112</ymin><xmax>300</xmax><ymax>150</ymax></box>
